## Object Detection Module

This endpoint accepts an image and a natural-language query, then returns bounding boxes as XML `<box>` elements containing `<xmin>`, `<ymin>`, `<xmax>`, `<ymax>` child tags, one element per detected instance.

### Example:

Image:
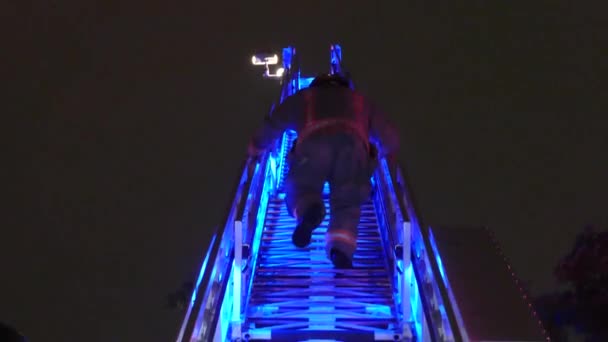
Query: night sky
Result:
<box><xmin>3</xmin><ymin>2</ymin><xmax>607</xmax><ymax>341</ymax></box>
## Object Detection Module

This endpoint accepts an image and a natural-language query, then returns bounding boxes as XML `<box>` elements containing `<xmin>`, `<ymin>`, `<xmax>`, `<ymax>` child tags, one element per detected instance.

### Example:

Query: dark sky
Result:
<box><xmin>3</xmin><ymin>2</ymin><xmax>607</xmax><ymax>341</ymax></box>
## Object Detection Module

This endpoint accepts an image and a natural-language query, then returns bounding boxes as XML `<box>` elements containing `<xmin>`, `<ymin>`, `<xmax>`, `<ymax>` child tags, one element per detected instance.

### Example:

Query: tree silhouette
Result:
<box><xmin>534</xmin><ymin>225</ymin><xmax>608</xmax><ymax>341</ymax></box>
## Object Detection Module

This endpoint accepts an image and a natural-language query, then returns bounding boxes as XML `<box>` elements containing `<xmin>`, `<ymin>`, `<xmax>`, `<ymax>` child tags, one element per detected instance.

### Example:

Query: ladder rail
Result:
<box><xmin>242</xmin><ymin>45</ymin><xmax>426</xmax><ymax>340</ymax></box>
<box><xmin>175</xmin><ymin>228</ymin><xmax>219</xmax><ymax>342</ymax></box>
<box><xmin>330</xmin><ymin>43</ymin><xmax>355</xmax><ymax>89</ymax></box>
<box><xmin>372</xmin><ymin>158</ymin><xmax>421</xmax><ymax>340</ymax></box>
<box><xmin>241</xmin><ymin>91</ymin><xmax>421</xmax><ymax>340</ymax></box>
<box><xmin>177</xmin><ymin>156</ymin><xmax>262</xmax><ymax>342</ymax></box>
<box><xmin>178</xmin><ymin>44</ymin><xmax>465</xmax><ymax>341</ymax></box>
<box><xmin>180</xmin><ymin>46</ymin><xmax>301</xmax><ymax>341</ymax></box>
<box><xmin>376</xmin><ymin>156</ymin><xmax>452</xmax><ymax>341</ymax></box>
<box><xmin>236</xmin><ymin>149</ymin><xmax>285</xmax><ymax>339</ymax></box>
<box><xmin>228</xmin><ymin>55</ymin><xmax>303</xmax><ymax>340</ymax></box>
<box><xmin>387</xmin><ymin>160</ymin><xmax>465</xmax><ymax>342</ymax></box>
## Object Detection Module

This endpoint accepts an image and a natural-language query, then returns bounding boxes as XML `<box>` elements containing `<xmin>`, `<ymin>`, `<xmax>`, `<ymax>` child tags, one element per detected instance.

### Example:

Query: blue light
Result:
<box><xmin>268</xmin><ymin>154</ymin><xmax>277</xmax><ymax>188</ymax></box>
<box><xmin>217</xmin><ymin>261</ymin><xmax>234</xmax><ymax>341</ymax></box>
<box><xmin>330</xmin><ymin>44</ymin><xmax>342</xmax><ymax>75</ymax></box>
<box><xmin>428</xmin><ymin>229</ymin><xmax>447</xmax><ymax>289</ymax></box>
<box><xmin>428</xmin><ymin>227</ymin><xmax>470</xmax><ymax>341</ymax></box>
<box><xmin>276</xmin><ymin>130</ymin><xmax>291</xmax><ymax>186</ymax></box>
<box><xmin>243</xmin><ymin>153</ymin><xmax>272</xmax><ymax>305</ymax></box>
<box><xmin>217</xmin><ymin>132</ymin><xmax>426</xmax><ymax>340</ymax></box>
<box><xmin>331</xmin><ymin>44</ymin><xmax>342</xmax><ymax>66</ymax></box>
<box><xmin>232</xmin><ymin>222</ymin><xmax>243</xmax><ymax>334</ymax></box>
<box><xmin>206</xmin><ymin>43</ymin><xmax>448</xmax><ymax>340</ymax></box>
<box><xmin>377</xmin><ymin>157</ymin><xmax>425</xmax><ymax>339</ymax></box>
<box><xmin>236</xmin><ymin>129</ymin><xmax>410</xmax><ymax>339</ymax></box>
<box><xmin>190</xmin><ymin>233</ymin><xmax>217</xmax><ymax>304</ymax></box>
<box><xmin>282</xmin><ymin>47</ymin><xmax>293</xmax><ymax>70</ymax></box>
<box><xmin>298</xmin><ymin>77</ymin><xmax>315</xmax><ymax>89</ymax></box>
<box><xmin>213</xmin><ymin>146</ymin><xmax>278</xmax><ymax>340</ymax></box>
<box><xmin>406</xmin><ymin>263</ymin><xmax>423</xmax><ymax>339</ymax></box>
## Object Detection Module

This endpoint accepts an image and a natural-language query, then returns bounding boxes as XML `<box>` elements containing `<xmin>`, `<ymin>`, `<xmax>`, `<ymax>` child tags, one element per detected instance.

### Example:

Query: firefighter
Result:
<box><xmin>248</xmin><ymin>73</ymin><xmax>399</xmax><ymax>268</ymax></box>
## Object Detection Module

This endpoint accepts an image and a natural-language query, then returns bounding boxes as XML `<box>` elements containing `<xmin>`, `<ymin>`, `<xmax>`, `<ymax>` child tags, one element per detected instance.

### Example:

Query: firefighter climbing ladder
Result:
<box><xmin>176</xmin><ymin>45</ymin><xmax>549</xmax><ymax>342</ymax></box>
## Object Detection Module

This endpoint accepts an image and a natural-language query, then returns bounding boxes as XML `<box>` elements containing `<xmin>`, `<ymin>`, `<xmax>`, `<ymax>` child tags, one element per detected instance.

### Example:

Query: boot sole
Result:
<box><xmin>330</xmin><ymin>248</ymin><xmax>353</xmax><ymax>269</ymax></box>
<box><xmin>291</xmin><ymin>203</ymin><xmax>325</xmax><ymax>248</ymax></box>
<box><xmin>292</xmin><ymin>221</ymin><xmax>316</xmax><ymax>248</ymax></box>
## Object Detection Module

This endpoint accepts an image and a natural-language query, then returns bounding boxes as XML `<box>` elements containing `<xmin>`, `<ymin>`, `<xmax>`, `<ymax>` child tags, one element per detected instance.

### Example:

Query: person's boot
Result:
<box><xmin>330</xmin><ymin>248</ymin><xmax>353</xmax><ymax>269</ymax></box>
<box><xmin>292</xmin><ymin>202</ymin><xmax>325</xmax><ymax>248</ymax></box>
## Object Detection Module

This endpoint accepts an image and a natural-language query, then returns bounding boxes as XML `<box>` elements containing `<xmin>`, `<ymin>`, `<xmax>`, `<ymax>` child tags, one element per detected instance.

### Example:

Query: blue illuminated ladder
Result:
<box><xmin>244</xmin><ymin>132</ymin><xmax>400</xmax><ymax>341</ymax></box>
<box><xmin>176</xmin><ymin>45</ymin><xmax>549</xmax><ymax>342</ymax></box>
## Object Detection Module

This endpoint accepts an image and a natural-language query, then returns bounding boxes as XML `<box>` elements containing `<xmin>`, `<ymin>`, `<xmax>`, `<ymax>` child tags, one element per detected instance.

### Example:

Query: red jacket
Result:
<box><xmin>249</xmin><ymin>86</ymin><xmax>399</xmax><ymax>156</ymax></box>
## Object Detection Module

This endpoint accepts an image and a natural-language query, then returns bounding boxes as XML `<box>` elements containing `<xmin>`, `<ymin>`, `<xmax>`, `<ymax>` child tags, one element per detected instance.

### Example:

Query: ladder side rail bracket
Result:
<box><xmin>390</xmin><ymin>162</ymin><xmax>463</xmax><ymax>342</ymax></box>
<box><xmin>375</xmin><ymin>157</ymin><xmax>428</xmax><ymax>341</ymax></box>
<box><xmin>178</xmin><ymin>156</ymin><xmax>258</xmax><ymax>342</ymax></box>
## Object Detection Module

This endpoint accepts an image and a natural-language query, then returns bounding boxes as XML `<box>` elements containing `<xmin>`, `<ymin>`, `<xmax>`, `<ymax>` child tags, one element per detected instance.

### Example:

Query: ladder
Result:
<box><xmin>175</xmin><ymin>45</ymin><xmax>548</xmax><ymax>342</ymax></box>
<box><xmin>244</xmin><ymin>132</ymin><xmax>401</xmax><ymax>341</ymax></box>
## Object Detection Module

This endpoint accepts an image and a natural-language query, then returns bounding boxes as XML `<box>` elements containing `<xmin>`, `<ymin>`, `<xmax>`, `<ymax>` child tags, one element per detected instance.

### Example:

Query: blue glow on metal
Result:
<box><xmin>408</xmin><ymin>220</ymin><xmax>454</xmax><ymax>340</ymax></box>
<box><xmin>276</xmin><ymin>130</ymin><xmax>291</xmax><ymax>187</ymax></box>
<box><xmin>376</xmin><ymin>157</ymin><xmax>426</xmax><ymax>339</ymax></box>
<box><xmin>406</xmin><ymin>262</ymin><xmax>423</xmax><ymax>339</ymax></box>
<box><xmin>383</xmin><ymin>160</ymin><xmax>458</xmax><ymax>340</ymax></box>
<box><xmin>330</xmin><ymin>44</ymin><xmax>342</xmax><ymax>75</ymax></box>
<box><xmin>243</xmin><ymin>153</ymin><xmax>272</xmax><ymax>308</ymax></box>
<box><xmin>232</xmin><ymin>221</ymin><xmax>243</xmax><ymax>332</ymax></box>
<box><xmin>331</xmin><ymin>44</ymin><xmax>342</xmax><ymax>65</ymax></box>
<box><xmin>207</xmin><ymin>147</ymin><xmax>278</xmax><ymax>341</ymax></box>
<box><xmin>176</xmin><ymin>232</ymin><xmax>219</xmax><ymax>341</ymax></box>
<box><xmin>217</xmin><ymin>259</ymin><xmax>235</xmax><ymax>341</ymax></box>
<box><xmin>189</xmin><ymin>161</ymin><xmax>253</xmax><ymax>340</ymax></box>
<box><xmin>282</xmin><ymin>47</ymin><xmax>293</xmax><ymax>70</ymax></box>
<box><xmin>201</xmin><ymin>44</ymin><xmax>460</xmax><ymax>341</ymax></box>
<box><xmin>194</xmin><ymin>247</ymin><xmax>229</xmax><ymax>341</ymax></box>
<box><xmin>238</xmin><ymin>124</ymin><xmax>410</xmax><ymax>339</ymax></box>
<box><xmin>428</xmin><ymin>229</ymin><xmax>446</xmax><ymax>281</ymax></box>
<box><xmin>268</xmin><ymin>153</ymin><xmax>278</xmax><ymax>189</ymax></box>
<box><xmin>190</xmin><ymin>233</ymin><xmax>217</xmax><ymax>304</ymax></box>
<box><xmin>428</xmin><ymin>227</ymin><xmax>470</xmax><ymax>341</ymax></box>
<box><xmin>298</xmin><ymin>77</ymin><xmax>315</xmax><ymax>89</ymax></box>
